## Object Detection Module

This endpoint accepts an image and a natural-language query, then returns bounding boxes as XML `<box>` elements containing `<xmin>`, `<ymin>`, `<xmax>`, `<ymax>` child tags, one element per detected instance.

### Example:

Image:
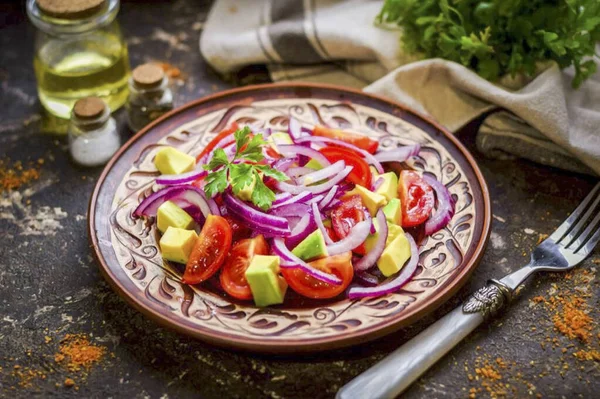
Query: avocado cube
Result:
<box><xmin>157</xmin><ymin>201</ymin><xmax>194</xmax><ymax>233</ymax></box>
<box><xmin>364</xmin><ymin>219</ymin><xmax>405</xmax><ymax>252</ymax></box>
<box><xmin>291</xmin><ymin>229</ymin><xmax>328</xmax><ymax>261</ymax></box>
<box><xmin>304</xmin><ymin>159</ymin><xmax>323</xmax><ymax>170</ymax></box>
<box><xmin>267</xmin><ymin>132</ymin><xmax>294</xmax><ymax>151</ymax></box>
<box><xmin>245</xmin><ymin>255</ymin><xmax>288</xmax><ymax>307</ymax></box>
<box><xmin>235</xmin><ymin>173</ymin><xmax>256</xmax><ymax>202</ymax></box>
<box><xmin>154</xmin><ymin>147</ymin><xmax>195</xmax><ymax>175</ymax></box>
<box><xmin>375</xmin><ymin>172</ymin><xmax>398</xmax><ymax>202</ymax></box>
<box><xmin>159</xmin><ymin>227</ymin><xmax>198</xmax><ymax>264</ymax></box>
<box><xmin>382</xmin><ymin>198</ymin><xmax>402</xmax><ymax>225</ymax></box>
<box><xmin>377</xmin><ymin>232</ymin><xmax>411</xmax><ymax>277</ymax></box>
<box><xmin>344</xmin><ymin>185</ymin><xmax>388</xmax><ymax>216</ymax></box>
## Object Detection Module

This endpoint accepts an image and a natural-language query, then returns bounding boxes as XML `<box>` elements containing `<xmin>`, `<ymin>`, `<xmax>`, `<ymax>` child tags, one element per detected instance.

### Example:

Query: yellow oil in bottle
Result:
<box><xmin>33</xmin><ymin>31</ymin><xmax>130</xmax><ymax>120</ymax></box>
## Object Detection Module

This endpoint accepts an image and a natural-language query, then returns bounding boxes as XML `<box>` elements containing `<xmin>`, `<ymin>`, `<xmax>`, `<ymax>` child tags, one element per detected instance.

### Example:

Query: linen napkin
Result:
<box><xmin>200</xmin><ymin>0</ymin><xmax>600</xmax><ymax>176</ymax></box>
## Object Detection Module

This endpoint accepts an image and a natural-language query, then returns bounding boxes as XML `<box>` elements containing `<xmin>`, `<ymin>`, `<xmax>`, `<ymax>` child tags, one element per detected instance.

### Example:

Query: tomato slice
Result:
<box><xmin>319</xmin><ymin>146</ymin><xmax>372</xmax><ymax>188</ymax></box>
<box><xmin>220</xmin><ymin>235</ymin><xmax>269</xmax><ymax>300</ymax></box>
<box><xmin>331</xmin><ymin>195</ymin><xmax>366</xmax><ymax>239</ymax></box>
<box><xmin>195</xmin><ymin>123</ymin><xmax>239</xmax><ymax>162</ymax></box>
<box><xmin>331</xmin><ymin>195</ymin><xmax>368</xmax><ymax>255</ymax></box>
<box><xmin>183</xmin><ymin>215</ymin><xmax>232</xmax><ymax>285</ymax></box>
<box><xmin>313</xmin><ymin>125</ymin><xmax>379</xmax><ymax>154</ymax></box>
<box><xmin>281</xmin><ymin>252</ymin><xmax>353</xmax><ymax>299</ymax></box>
<box><xmin>398</xmin><ymin>170</ymin><xmax>435</xmax><ymax>228</ymax></box>
<box><xmin>325</xmin><ymin>225</ymin><xmax>338</xmax><ymax>242</ymax></box>
<box><xmin>223</xmin><ymin>214</ymin><xmax>252</xmax><ymax>242</ymax></box>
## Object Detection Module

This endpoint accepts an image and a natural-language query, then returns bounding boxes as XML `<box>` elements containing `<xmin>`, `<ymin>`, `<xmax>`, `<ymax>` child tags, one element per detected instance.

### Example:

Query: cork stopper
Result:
<box><xmin>73</xmin><ymin>97</ymin><xmax>106</xmax><ymax>119</ymax></box>
<box><xmin>36</xmin><ymin>0</ymin><xmax>106</xmax><ymax>19</ymax></box>
<box><xmin>132</xmin><ymin>64</ymin><xmax>165</xmax><ymax>89</ymax></box>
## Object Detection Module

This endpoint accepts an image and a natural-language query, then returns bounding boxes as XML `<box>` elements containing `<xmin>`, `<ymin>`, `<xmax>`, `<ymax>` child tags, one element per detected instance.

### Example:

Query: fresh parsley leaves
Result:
<box><xmin>377</xmin><ymin>0</ymin><xmax>600</xmax><ymax>88</ymax></box>
<box><xmin>202</xmin><ymin>127</ymin><xmax>288</xmax><ymax>210</ymax></box>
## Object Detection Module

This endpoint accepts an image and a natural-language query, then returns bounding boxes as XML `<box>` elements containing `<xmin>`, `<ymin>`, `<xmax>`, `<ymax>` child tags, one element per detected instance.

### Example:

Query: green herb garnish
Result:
<box><xmin>203</xmin><ymin>127</ymin><xmax>288</xmax><ymax>210</ymax></box>
<box><xmin>377</xmin><ymin>0</ymin><xmax>600</xmax><ymax>88</ymax></box>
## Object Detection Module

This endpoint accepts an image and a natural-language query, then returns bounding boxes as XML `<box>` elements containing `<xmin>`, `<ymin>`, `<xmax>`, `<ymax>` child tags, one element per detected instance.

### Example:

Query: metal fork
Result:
<box><xmin>337</xmin><ymin>183</ymin><xmax>600</xmax><ymax>399</ymax></box>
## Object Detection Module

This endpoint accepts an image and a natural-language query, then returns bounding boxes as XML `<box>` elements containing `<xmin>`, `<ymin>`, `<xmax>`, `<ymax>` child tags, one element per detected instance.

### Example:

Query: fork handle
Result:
<box><xmin>336</xmin><ymin>281</ymin><xmax>512</xmax><ymax>399</ymax></box>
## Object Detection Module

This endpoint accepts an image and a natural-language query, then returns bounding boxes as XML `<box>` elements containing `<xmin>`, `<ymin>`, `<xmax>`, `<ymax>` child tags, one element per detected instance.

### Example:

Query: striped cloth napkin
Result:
<box><xmin>200</xmin><ymin>0</ymin><xmax>600</xmax><ymax>176</ymax></box>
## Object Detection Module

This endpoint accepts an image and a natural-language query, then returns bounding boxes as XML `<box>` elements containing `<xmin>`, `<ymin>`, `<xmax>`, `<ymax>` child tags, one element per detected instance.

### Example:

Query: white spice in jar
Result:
<box><xmin>68</xmin><ymin>97</ymin><xmax>120</xmax><ymax>167</ymax></box>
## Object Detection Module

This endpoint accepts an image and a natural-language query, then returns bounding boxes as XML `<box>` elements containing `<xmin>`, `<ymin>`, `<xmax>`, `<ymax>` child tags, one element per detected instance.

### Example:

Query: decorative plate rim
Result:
<box><xmin>88</xmin><ymin>82</ymin><xmax>491</xmax><ymax>353</ymax></box>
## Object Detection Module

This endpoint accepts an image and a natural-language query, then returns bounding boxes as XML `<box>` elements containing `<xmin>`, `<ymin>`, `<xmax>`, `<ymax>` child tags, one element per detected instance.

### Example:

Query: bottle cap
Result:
<box><xmin>36</xmin><ymin>0</ymin><xmax>106</xmax><ymax>19</ymax></box>
<box><xmin>132</xmin><ymin>64</ymin><xmax>165</xmax><ymax>89</ymax></box>
<box><xmin>73</xmin><ymin>96</ymin><xmax>106</xmax><ymax>120</ymax></box>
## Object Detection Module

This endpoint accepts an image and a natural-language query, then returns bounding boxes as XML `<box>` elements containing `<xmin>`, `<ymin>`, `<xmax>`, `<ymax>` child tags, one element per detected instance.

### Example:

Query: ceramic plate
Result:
<box><xmin>89</xmin><ymin>83</ymin><xmax>491</xmax><ymax>353</ymax></box>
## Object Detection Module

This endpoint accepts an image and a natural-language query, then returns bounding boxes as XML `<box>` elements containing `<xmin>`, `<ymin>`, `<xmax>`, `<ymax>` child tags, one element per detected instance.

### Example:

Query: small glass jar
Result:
<box><xmin>126</xmin><ymin>63</ymin><xmax>174</xmax><ymax>132</ymax></box>
<box><xmin>27</xmin><ymin>0</ymin><xmax>130</xmax><ymax>121</ymax></box>
<box><xmin>68</xmin><ymin>97</ymin><xmax>120</xmax><ymax>167</ymax></box>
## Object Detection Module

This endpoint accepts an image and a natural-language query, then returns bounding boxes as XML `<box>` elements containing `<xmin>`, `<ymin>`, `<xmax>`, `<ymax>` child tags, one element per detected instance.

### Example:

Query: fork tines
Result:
<box><xmin>550</xmin><ymin>183</ymin><xmax>600</xmax><ymax>255</ymax></box>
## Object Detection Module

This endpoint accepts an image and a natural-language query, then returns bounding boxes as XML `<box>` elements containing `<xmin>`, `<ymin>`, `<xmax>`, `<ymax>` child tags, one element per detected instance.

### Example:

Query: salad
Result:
<box><xmin>133</xmin><ymin>120</ymin><xmax>455</xmax><ymax>307</ymax></box>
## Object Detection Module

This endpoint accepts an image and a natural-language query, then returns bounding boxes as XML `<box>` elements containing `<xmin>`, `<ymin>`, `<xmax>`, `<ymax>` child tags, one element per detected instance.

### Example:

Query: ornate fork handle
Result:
<box><xmin>336</xmin><ymin>280</ymin><xmax>514</xmax><ymax>399</ymax></box>
<box><xmin>463</xmin><ymin>279</ymin><xmax>513</xmax><ymax>319</ymax></box>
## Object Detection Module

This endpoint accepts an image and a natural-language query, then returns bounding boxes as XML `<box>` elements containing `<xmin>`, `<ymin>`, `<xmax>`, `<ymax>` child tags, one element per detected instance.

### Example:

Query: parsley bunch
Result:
<box><xmin>202</xmin><ymin>127</ymin><xmax>288</xmax><ymax>210</ymax></box>
<box><xmin>377</xmin><ymin>0</ymin><xmax>600</xmax><ymax>88</ymax></box>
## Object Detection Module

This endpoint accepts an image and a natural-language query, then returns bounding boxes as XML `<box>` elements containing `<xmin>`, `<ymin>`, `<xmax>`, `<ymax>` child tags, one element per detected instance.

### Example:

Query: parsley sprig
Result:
<box><xmin>202</xmin><ymin>127</ymin><xmax>288</xmax><ymax>210</ymax></box>
<box><xmin>377</xmin><ymin>0</ymin><xmax>600</xmax><ymax>88</ymax></box>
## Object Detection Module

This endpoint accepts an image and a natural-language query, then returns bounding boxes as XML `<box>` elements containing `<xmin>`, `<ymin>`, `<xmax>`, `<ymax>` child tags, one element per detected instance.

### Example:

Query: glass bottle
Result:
<box><xmin>126</xmin><ymin>63</ymin><xmax>174</xmax><ymax>132</ymax></box>
<box><xmin>68</xmin><ymin>97</ymin><xmax>120</xmax><ymax>167</ymax></box>
<box><xmin>27</xmin><ymin>0</ymin><xmax>130</xmax><ymax>120</ymax></box>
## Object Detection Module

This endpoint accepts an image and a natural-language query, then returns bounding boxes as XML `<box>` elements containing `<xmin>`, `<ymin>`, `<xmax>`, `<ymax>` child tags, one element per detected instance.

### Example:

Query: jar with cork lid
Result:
<box><xmin>68</xmin><ymin>96</ymin><xmax>120</xmax><ymax>167</ymax></box>
<box><xmin>126</xmin><ymin>63</ymin><xmax>174</xmax><ymax>132</ymax></box>
<box><xmin>27</xmin><ymin>0</ymin><xmax>130</xmax><ymax>121</ymax></box>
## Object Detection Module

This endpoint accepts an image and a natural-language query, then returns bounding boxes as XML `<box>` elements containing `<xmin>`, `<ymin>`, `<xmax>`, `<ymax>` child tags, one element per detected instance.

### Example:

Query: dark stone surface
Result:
<box><xmin>0</xmin><ymin>1</ymin><xmax>598</xmax><ymax>398</ymax></box>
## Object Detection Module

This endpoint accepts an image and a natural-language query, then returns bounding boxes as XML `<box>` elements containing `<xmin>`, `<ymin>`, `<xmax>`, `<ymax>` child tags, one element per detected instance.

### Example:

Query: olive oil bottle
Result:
<box><xmin>28</xmin><ymin>0</ymin><xmax>130</xmax><ymax>121</ymax></box>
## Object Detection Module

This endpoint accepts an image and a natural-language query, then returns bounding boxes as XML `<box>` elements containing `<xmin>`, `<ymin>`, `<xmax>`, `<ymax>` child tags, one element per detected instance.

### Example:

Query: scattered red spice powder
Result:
<box><xmin>573</xmin><ymin>349</ymin><xmax>600</xmax><ymax>361</ymax></box>
<box><xmin>551</xmin><ymin>296</ymin><xmax>593</xmax><ymax>342</ymax></box>
<box><xmin>54</xmin><ymin>334</ymin><xmax>107</xmax><ymax>372</ymax></box>
<box><xmin>0</xmin><ymin>159</ymin><xmax>41</xmax><ymax>193</ymax></box>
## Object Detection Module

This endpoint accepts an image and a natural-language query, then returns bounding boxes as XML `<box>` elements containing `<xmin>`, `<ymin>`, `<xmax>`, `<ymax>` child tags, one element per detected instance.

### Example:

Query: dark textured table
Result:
<box><xmin>1</xmin><ymin>1</ymin><xmax>599</xmax><ymax>398</ymax></box>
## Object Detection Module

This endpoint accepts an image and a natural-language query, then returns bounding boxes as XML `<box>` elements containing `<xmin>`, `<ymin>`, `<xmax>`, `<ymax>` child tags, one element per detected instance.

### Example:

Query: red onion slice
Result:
<box><xmin>326</xmin><ymin>220</ymin><xmax>371</xmax><ymax>256</ymax></box>
<box><xmin>348</xmin><ymin>233</ymin><xmax>419</xmax><ymax>299</ymax></box>
<box><xmin>318</xmin><ymin>185</ymin><xmax>339</xmax><ymax>209</ymax></box>
<box><xmin>288</xmin><ymin>117</ymin><xmax>303</xmax><ymax>141</ymax></box>
<box><xmin>134</xmin><ymin>185</ymin><xmax>180</xmax><ymax>217</ymax></box>
<box><xmin>422</xmin><ymin>174</ymin><xmax>455</xmax><ymax>235</ymax></box>
<box><xmin>272</xmin><ymin>238</ymin><xmax>342</xmax><ymax>285</ymax></box>
<box><xmin>298</xmin><ymin>160</ymin><xmax>345</xmax><ymax>186</ymax></box>
<box><xmin>354</xmin><ymin>210</ymin><xmax>388</xmax><ymax>271</ymax></box>
<box><xmin>156</xmin><ymin>169</ymin><xmax>207</xmax><ymax>185</ymax></box>
<box><xmin>271</xmin><ymin>191</ymin><xmax>313</xmax><ymax>209</ymax></box>
<box><xmin>134</xmin><ymin>186</ymin><xmax>218</xmax><ymax>219</ymax></box>
<box><xmin>296</xmin><ymin>136</ymin><xmax>384</xmax><ymax>173</ymax></box>
<box><xmin>306</xmin><ymin>194</ymin><xmax>324</xmax><ymax>205</ymax></box>
<box><xmin>223</xmin><ymin>192</ymin><xmax>289</xmax><ymax>230</ymax></box>
<box><xmin>324</xmin><ymin>199</ymin><xmax>342</xmax><ymax>210</ymax></box>
<box><xmin>374</xmin><ymin>144</ymin><xmax>421</xmax><ymax>163</ymax></box>
<box><xmin>269</xmin><ymin>203</ymin><xmax>311</xmax><ymax>217</ymax></box>
<box><xmin>273</xmin><ymin>157</ymin><xmax>296</xmax><ymax>173</ymax></box>
<box><xmin>354</xmin><ymin>271</ymin><xmax>380</xmax><ymax>287</ymax></box>
<box><xmin>371</xmin><ymin>176</ymin><xmax>384</xmax><ymax>192</ymax></box>
<box><xmin>278</xmin><ymin>144</ymin><xmax>331</xmax><ymax>168</ymax></box>
<box><xmin>287</xmin><ymin>167</ymin><xmax>316</xmax><ymax>178</ymax></box>
<box><xmin>312</xmin><ymin>202</ymin><xmax>334</xmax><ymax>245</ymax></box>
<box><xmin>273</xmin><ymin>192</ymin><xmax>293</xmax><ymax>205</ymax></box>
<box><xmin>284</xmin><ymin>213</ymin><xmax>317</xmax><ymax>248</ymax></box>
<box><xmin>276</xmin><ymin>166</ymin><xmax>353</xmax><ymax>195</ymax></box>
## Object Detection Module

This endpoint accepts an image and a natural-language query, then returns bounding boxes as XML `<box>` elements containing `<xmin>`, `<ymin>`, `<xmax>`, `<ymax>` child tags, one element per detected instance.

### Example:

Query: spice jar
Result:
<box><xmin>27</xmin><ymin>0</ymin><xmax>130</xmax><ymax>120</ymax></box>
<box><xmin>126</xmin><ymin>63</ymin><xmax>174</xmax><ymax>132</ymax></box>
<box><xmin>68</xmin><ymin>97</ymin><xmax>120</xmax><ymax>167</ymax></box>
